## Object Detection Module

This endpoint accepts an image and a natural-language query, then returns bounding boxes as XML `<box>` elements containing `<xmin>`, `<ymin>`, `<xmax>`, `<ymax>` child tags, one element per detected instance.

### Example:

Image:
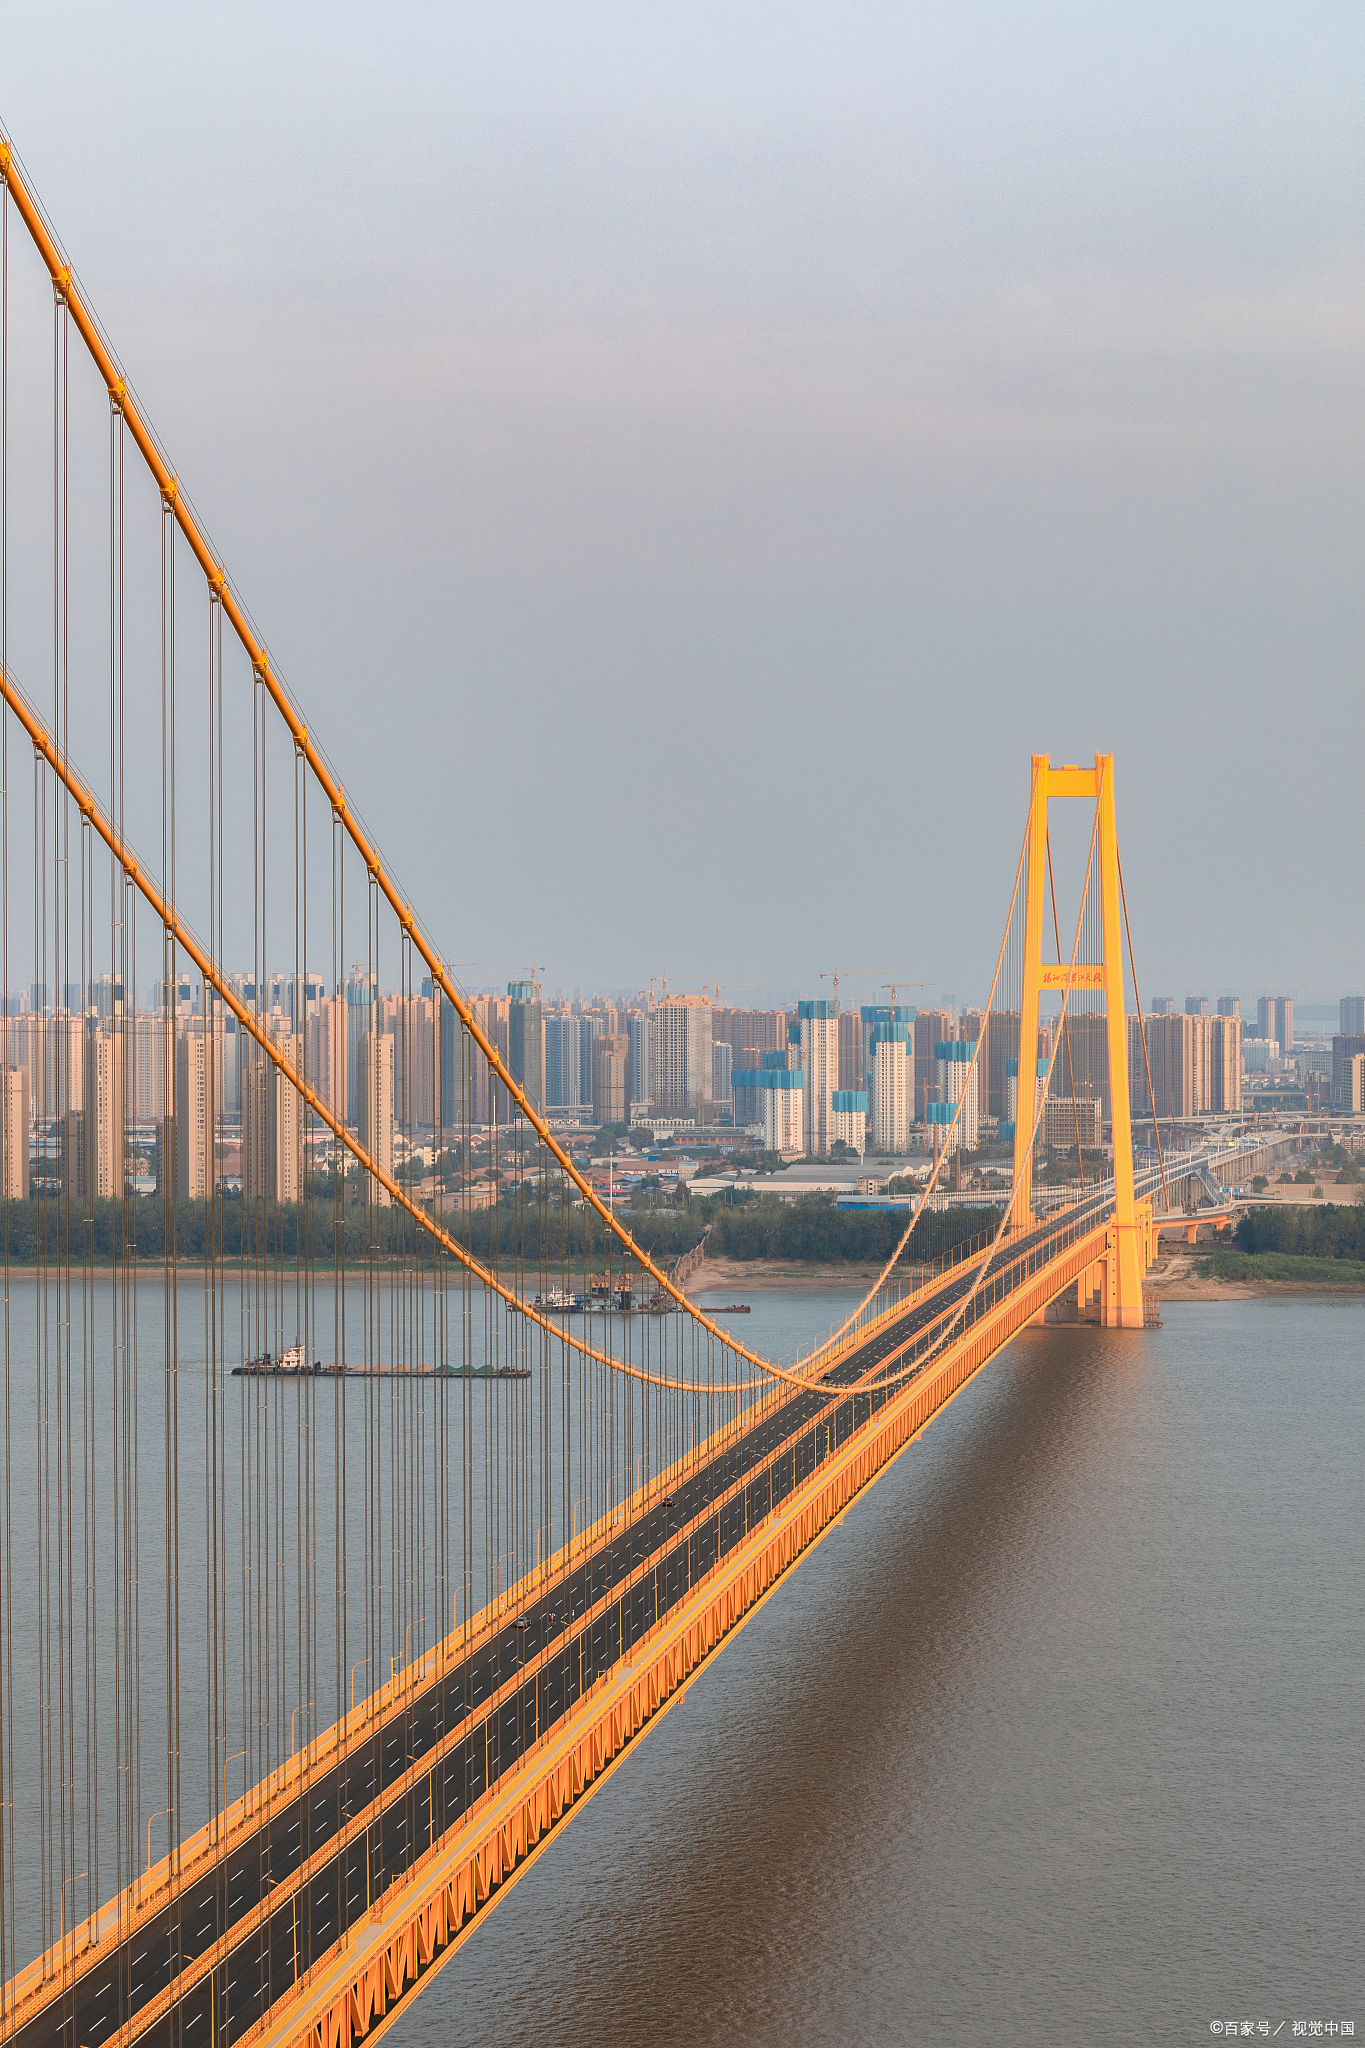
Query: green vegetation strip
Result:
<box><xmin>0</xmin><ymin>1195</ymin><xmax>1001</xmax><ymax>1271</ymax></box>
<box><xmin>1198</xmin><ymin>1248</ymin><xmax>1365</xmax><ymax>1289</ymax></box>
<box><xmin>1233</xmin><ymin>1201</ymin><xmax>1365</xmax><ymax>1263</ymax></box>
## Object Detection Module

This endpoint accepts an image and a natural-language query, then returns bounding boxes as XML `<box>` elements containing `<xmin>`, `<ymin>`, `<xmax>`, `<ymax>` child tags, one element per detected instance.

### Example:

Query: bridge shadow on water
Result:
<box><xmin>389</xmin><ymin>1321</ymin><xmax>1145</xmax><ymax>2048</ymax></box>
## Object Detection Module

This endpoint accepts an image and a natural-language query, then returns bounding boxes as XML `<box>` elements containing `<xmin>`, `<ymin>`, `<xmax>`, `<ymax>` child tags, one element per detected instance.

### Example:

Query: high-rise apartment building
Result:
<box><xmin>380</xmin><ymin>993</ymin><xmax>437</xmax><ymax>1128</ymax></box>
<box><xmin>345</xmin><ymin>968</ymin><xmax>378</xmax><ymax>1123</ymax></box>
<box><xmin>796</xmin><ymin>999</ymin><xmax>839</xmax><ymax>1157</ymax></box>
<box><xmin>1045</xmin><ymin>1012</ymin><xmax>1097</xmax><ymax>1121</ymax></box>
<box><xmin>130</xmin><ymin>1014</ymin><xmax>170</xmax><ymax>1123</ymax></box>
<box><xmin>711</xmin><ymin>1040</ymin><xmax>733</xmax><ymax>1116</ymax></box>
<box><xmin>62</xmin><ymin>1110</ymin><xmax>88</xmax><ymax>1198</ymax></box>
<box><xmin>712</xmin><ymin>1009</ymin><xmax>786</xmax><ymax>1067</ymax></box>
<box><xmin>732</xmin><ymin>1049</ymin><xmax>762</xmax><ymax>1130</ymax></box>
<box><xmin>1257</xmin><ymin>996</ymin><xmax>1293</xmax><ymax>1053</ymax></box>
<box><xmin>627</xmin><ymin>1013</ymin><xmax>650</xmax><ymax>1110</ymax></box>
<box><xmin>577</xmin><ymin>1016</ymin><xmax>603</xmax><ymax>1112</ymax></box>
<box><xmin>243</xmin><ymin>1025</ymin><xmax>304</xmax><ymax>1204</ymax></box>
<box><xmin>1041</xmin><ymin>1095</ymin><xmax>1101</xmax><ymax>1151</ymax></box>
<box><xmin>94</xmin><ymin>1025</ymin><xmax>126</xmax><ymax>1200</ymax></box>
<box><xmin>544</xmin><ymin>1014</ymin><xmax>582</xmax><ymax>1108</ymax></box>
<box><xmin>155</xmin><ymin>976</ymin><xmax>196</xmax><ymax>1017</ymax></box>
<box><xmin>153</xmin><ymin>1116</ymin><xmax>175</xmax><ymax>1199</ymax></box>
<box><xmin>651</xmin><ymin>995</ymin><xmax>713</xmax><ymax>1120</ymax></box>
<box><xmin>1136</xmin><ymin>1012</ymin><xmax>1211</xmax><ymax>1121</ymax></box>
<box><xmin>935</xmin><ymin>1039</ymin><xmax>980</xmax><ymax>1152</ymax></box>
<box><xmin>433</xmin><ymin>997</ymin><xmax>457</xmax><ymax>1131</ymax></box>
<box><xmin>1185</xmin><ymin>997</ymin><xmax>1209</xmax><ymax>1017</ymax></box>
<box><xmin>220</xmin><ymin>1014</ymin><xmax>241</xmax><ymax>1117</ymax></box>
<box><xmin>968</xmin><ymin>1010</ymin><xmax>1023</xmax><ymax>1124</ymax></box>
<box><xmin>1333</xmin><ymin>1035</ymin><xmax>1365</xmax><ymax>1107</ymax></box>
<box><xmin>467</xmin><ymin>993</ymin><xmax>512</xmax><ymax>1125</ymax></box>
<box><xmin>755</xmin><ymin>1069</ymin><xmax>804</xmax><ymax>1153</ymax></box>
<box><xmin>860</xmin><ymin>1006</ymin><xmax>914</xmax><ymax>1106</ymax></box>
<box><xmin>830</xmin><ymin>1090</ymin><xmax>867</xmax><ymax>1154</ymax></box>
<box><xmin>1342</xmin><ymin>1053</ymin><xmax>1365</xmax><ymax>1115</ymax></box>
<box><xmin>837</xmin><ymin>1011</ymin><xmax>863</xmax><ymax>1092</ymax></box>
<box><xmin>19</xmin><ymin>1012</ymin><xmax>86</xmax><ymax>1124</ymax></box>
<box><xmin>1150</xmin><ymin>997</ymin><xmax>1175</xmax><ymax>1016</ymax></box>
<box><xmin>1340</xmin><ymin>997</ymin><xmax>1365</xmax><ymax>1038</ymax></box>
<box><xmin>175</xmin><ymin>1023</ymin><xmax>216</xmax><ymax>1202</ymax></box>
<box><xmin>1006</xmin><ymin>1053</ymin><xmax>1054</xmax><ymax>1140</ymax></box>
<box><xmin>435</xmin><ymin>996</ymin><xmax>471</xmax><ymax>1129</ymax></box>
<box><xmin>912</xmin><ymin>1010</ymin><xmax>952</xmax><ymax>1122</ymax></box>
<box><xmin>90</xmin><ymin>975</ymin><xmax>125</xmax><ymax>1021</ymax></box>
<box><xmin>1208</xmin><ymin>1014</ymin><xmax>1242</xmax><ymax>1114</ymax></box>
<box><xmin>305</xmin><ymin>995</ymin><xmax>347</xmax><ymax>1125</ymax></box>
<box><xmin>1217</xmin><ymin>997</ymin><xmax>1241</xmax><ymax>1019</ymax></box>
<box><xmin>870</xmin><ymin>1027</ymin><xmax>912</xmax><ymax>1153</ymax></box>
<box><xmin>507</xmin><ymin>982</ymin><xmax>543</xmax><ymax>1114</ymax></box>
<box><xmin>0</xmin><ymin>1066</ymin><xmax>28</xmax><ymax>1200</ymax></box>
<box><xmin>593</xmin><ymin>1035</ymin><xmax>630</xmax><ymax>1126</ymax></box>
<box><xmin>356</xmin><ymin>1029</ymin><xmax>394</xmax><ymax>1205</ymax></box>
<box><xmin>728</xmin><ymin>1054</ymin><xmax>802</xmax><ymax>1150</ymax></box>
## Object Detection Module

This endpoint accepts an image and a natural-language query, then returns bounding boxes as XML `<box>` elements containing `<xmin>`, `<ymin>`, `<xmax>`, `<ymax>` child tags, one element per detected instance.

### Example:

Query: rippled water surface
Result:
<box><xmin>392</xmin><ymin>1296</ymin><xmax>1364</xmax><ymax>2048</ymax></box>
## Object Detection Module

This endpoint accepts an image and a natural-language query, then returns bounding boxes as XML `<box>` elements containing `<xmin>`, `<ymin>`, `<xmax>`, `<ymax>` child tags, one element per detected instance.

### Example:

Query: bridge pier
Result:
<box><xmin>1096</xmin><ymin>1200</ymin><xmax>1156</xmax><ymax>1326</ymax></box>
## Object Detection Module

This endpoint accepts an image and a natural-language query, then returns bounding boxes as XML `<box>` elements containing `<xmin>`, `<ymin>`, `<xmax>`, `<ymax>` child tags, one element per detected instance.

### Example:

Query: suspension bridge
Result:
<box><xmin>0</xmin><ymin>131</ymin><xmax>1289</xmax><ymax>2048</ymax></box>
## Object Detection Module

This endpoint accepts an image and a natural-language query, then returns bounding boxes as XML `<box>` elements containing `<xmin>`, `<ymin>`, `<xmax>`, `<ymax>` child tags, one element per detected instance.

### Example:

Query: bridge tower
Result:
<box><xmin>1010</xmin><ymin>753</ymin><xmax>1145</xmax><ymax>1327</ymax></box>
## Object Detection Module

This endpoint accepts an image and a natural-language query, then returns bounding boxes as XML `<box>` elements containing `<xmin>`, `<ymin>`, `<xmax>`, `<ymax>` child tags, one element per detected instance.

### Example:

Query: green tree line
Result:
<box><xmin>0</xmin><ymin>1193</ymin><xmax>1001</xmax><ymax>1271</ymax></box>
<box><xmin>1234</xmin><ymin>1203</ymin><xmax>1365</xmax><ymax>1263</ymax></box>
<box><xmin>702</xmin><ymin>1199</ymin><xmax>1000</xmax><ymax>1265</ymax></box>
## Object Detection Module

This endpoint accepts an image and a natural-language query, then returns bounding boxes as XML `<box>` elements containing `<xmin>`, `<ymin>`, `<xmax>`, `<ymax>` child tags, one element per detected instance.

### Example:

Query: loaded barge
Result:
<box><xmin>232</xmin><ymin>1346</ymin><xmax>529</xmax><ymax>1380</ymax></box>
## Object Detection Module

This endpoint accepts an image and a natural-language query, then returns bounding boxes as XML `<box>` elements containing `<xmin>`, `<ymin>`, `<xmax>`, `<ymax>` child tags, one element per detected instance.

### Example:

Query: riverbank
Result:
<box><xmin>1146</xmin><ymin>1245</ymin><xmax>1365</xmax><ymax>1299</ymax></box>
<box><xmin>692</xmin><ymin>1256</ymin><xmax>890</xmax><ymax>1295</ymax></box>
<box><xmin>8</xmin><ymin>1248</ymin><xmax>1361</xmax><ymax>1302</ymax></box>
<box><xmin>692</xmin><ymin>1246</ymin><xmax>1365</xmax><ymax>1302</ymax></box>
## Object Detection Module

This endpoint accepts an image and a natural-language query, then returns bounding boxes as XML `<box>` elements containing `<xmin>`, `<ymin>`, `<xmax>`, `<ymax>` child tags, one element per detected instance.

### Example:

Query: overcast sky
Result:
<box><xmin>4</xmin><ymin>5</ymin><xmax>1361</xmax><ymax>1010</ymax></box>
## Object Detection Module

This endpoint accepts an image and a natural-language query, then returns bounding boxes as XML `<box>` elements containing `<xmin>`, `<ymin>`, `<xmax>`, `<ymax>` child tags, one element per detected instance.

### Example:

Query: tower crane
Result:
<box><xmin>815</xmin><ymin>971</ymin><xmax>930</xmax><ymax>1009</ymax></box>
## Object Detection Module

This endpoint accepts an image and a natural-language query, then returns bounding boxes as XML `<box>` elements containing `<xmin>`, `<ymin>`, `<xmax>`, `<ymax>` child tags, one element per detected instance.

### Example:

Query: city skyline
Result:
<box><xmin>6</xmin><ymin>976</ymin><xmax>1358</xmax><ymax>1198</ymax></box>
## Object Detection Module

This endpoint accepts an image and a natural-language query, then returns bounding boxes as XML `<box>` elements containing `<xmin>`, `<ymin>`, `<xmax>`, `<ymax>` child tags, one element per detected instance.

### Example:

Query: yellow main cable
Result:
<box><xmin>0</xmin><ymin>130</ymin><xmax>1065</xmax><ymax>1398</ymax></box>
<box><xmin>0</xmin><ymin>135</ymin><xmax>787</xmax><ymax>1380</ymax></box>
<box><xmin>0</xmin><ymin>652</ymin><xmax>784</xmax><ymax>1400</ymax></box>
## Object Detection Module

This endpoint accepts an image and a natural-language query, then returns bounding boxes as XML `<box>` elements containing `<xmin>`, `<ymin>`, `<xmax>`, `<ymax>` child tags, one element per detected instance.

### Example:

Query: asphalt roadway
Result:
<box><xmin>19</xmin><ymin>1177</ymin><xmax>1145</xmax><ymax>2048</ymax></box>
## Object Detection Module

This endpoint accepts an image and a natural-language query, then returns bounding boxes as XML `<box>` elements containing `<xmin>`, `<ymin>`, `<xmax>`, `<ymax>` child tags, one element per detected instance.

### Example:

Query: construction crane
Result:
<box><xmin>703</xmin><ymin>983</ymin><xmax>772</xmax><ymax>1008</ymax></box>
<box><xmin>817</xmin><ymin>971</ymin><xmax>930</xmax><ymax>1009</ymax></box>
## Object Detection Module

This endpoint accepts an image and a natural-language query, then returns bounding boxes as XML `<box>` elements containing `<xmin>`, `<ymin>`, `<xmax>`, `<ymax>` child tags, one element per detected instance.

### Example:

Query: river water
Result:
<box><xmin>389</xmin><ymin>1290</ymin><xmax>1364</xmax><ymax>2048</ymax></box>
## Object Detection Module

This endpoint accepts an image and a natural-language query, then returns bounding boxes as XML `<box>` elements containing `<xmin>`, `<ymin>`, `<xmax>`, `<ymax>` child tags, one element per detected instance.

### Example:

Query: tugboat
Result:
<box><xmin>232</xmin><ymin>1343</ymin><xmax>322</xmax><ymax>1377</ymax></box>
<box><xmin>532</xmin><ymin>1287</ymin><xmax>579</xmax><ymax>1314</ymax></box>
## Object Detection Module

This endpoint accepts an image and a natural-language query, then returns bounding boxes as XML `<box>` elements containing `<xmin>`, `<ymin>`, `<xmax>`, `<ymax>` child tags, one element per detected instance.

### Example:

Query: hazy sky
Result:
<box><xmin>4</xmin><ymin>5</ymin><xmax>1362</xmax><ymax>1008</ymax></box>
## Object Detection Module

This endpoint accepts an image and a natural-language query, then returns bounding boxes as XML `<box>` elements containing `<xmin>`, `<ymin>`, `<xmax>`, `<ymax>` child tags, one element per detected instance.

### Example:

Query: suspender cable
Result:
<box><xmin>1117</xmin><ymin>848</ymin><xmax>1169</xmax><ymax>1214</ymax></box>
<box><xmin>1046</xmin><ymin>828</ymin><xmax>1086</xmax><ymax>1195</ymax></box>
<box><xmin>0</xmin><ymin>158</ymin><xmax>12</xmax><ymax>2031</ymax></box>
